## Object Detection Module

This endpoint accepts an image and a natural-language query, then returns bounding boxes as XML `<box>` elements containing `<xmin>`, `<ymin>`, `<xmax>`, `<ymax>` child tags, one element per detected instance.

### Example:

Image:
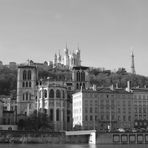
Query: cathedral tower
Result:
<box><xmin>17</xmin><ymin>64</ymin><xmax>38</xmax><ymax>117</ymax></box>
<box><xmin>72</xmin><ymin>66</ymin><xmax>90</xmax><ymax>90</ymax></box>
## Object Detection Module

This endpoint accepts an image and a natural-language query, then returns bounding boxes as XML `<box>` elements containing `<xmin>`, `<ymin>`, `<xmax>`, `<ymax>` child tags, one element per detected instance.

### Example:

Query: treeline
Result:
<box><xmin>89</xmin><ymin>67</ymin><xmax>148</xmax><ymax>88</ymax></box>
<box><xmin>1</xmin><ymin>66</ymin><xmax>148</xmax><ymax>96</ymax></box>
<box><xmin>0</xmin><ymin>67</ymin><xmax>17</xmax><ymax>96</ymax></box>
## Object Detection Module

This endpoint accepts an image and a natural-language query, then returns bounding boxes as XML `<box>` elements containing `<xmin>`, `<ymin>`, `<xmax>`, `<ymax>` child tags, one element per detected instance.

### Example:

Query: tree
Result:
<box><xmin>18</xmin><ymin>110</ymin><xmax>54</xmax><ymax>131</ymax></box>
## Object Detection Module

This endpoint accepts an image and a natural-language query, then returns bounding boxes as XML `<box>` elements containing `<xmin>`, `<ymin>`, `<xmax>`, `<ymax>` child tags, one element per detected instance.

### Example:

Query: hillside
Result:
<box><xmin>0</xmin><ymin>66</ymin><xmax>148</xmax><ymax>96</ymax></box>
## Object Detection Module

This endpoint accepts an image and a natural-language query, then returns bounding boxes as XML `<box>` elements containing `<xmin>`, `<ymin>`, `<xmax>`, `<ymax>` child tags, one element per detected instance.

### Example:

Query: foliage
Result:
<box><xmin>0</xmin><ymin>66</ymin><xmax>17</xmax><ymax>95</ymax></box>
<box><xmin>89</xmin><ymin>67</ymin><xmax>148</xmax><ymax>88</ymax></box>
<box><xmin>1</xmin><ymin>66</ymin><xmax>148</xmax><ymax>96</ymax></box>
<box><xmin>18</xmin><ymin>110</ymin><xmax>54</xmax><ymax>131</ymax></box>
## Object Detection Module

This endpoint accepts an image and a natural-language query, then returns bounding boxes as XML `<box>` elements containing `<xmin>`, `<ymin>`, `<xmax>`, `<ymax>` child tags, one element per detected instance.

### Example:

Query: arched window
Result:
<box><xmin>28</xmin><ymin>70</ymin><xmax>31</xmax><ymax>80</ymax></box>
<box><xmin>29</xmin><ymin>94</ymin><xmax>31</xmax><ymax>100</ymax></box>
<box><xmin>56</xmin><ymin>109</ymin><xmax>60</xmax><ymax>121</ymax></box>
<box><xmin>63</xmin><ymin>90</ymin><xmax>65</xmax><ymax>98</ymax></box>
<box><xmin>50</xmin><ymin>109</ymin><xmax>53</xmax><ymax>121</ymax></box>
<box><xmin>49</xmin><ymin>89</ymin><xmax>54</xmax><ymax>98</ymax></box>
<box><xmin>81</xmin><ymin>71</ymin><xmax>85</xmax><ymax>81</ymax></box>
<box><xmin>77</xmin><ymin>71</ymin><xmax>80</xmax><ymax>82</ymax></box>
<box><xmin>76</xmin><ymin>83</ymin><xmax>79</xmax><ymax>89</ymax></box>
<box><xmin>23</xmin><ymin>94</ymin><xmax>25</xmax><ymax>100</ymax></box>
<box><xmin>22</xmin><ymin>82</ymin><xmax>25</xmax><ymax>87</ymax></box>
<box><xmin>23</xmin><ymin>70</ymin><xmax>27</xmax><ymax>80</ymax></box>
<box><xmin>29</xmin><ymin>81</ymin><xmax>31</xmax><ymax>87</ymax></box>
<box><xmin>80</xmin><ymin>83</ymin><xmax>82</xmax><ymax>89</ymax></box>
<box><xmin>26</xmin><ymin>82</ymin><xmax>28</xmax><ymax>87</ymax></box>
<box><xmin>26</xmin><ymin>92</ymin><xmax>28</xmax><ymax>100</ymax></box>
<box><xmin>83</xmin><ymin>83</ymin><xmax>85</xmax><ymax>89</ymax></box>
<box><xmin>44</xmin><ymin>89</ymin><xmax>47</xmax><ymax>98</ymax></box>
<box><xmin>56</xmin><ymin>89</ymin><xmax>61</xmax><ymax>98</ymax></box>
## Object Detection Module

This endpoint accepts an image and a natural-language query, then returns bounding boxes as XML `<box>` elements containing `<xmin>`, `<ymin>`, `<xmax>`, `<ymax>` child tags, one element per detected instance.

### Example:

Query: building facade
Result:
<box><xmin>17</xmin><ymin>64</ymin><xmax>38</xmax><ymax>118</ymax></box>
<box><xmin>37</xmin><ymin>82</ymin><xmax>69</xmax><ymax>131</ymax></box>
<box><xmin>132</xmin><ymin>88</ymin><xmax>148</xmax><ymax>128</ymax></box>
<box><xmin>72</xmin><ymin>66</ymin><xmax>90</xmax><ymax>90</ymax></box>
<box><xmin>72</xmin><ymin>88</ymin><xmax>134</xmax><ymax>131</ymax></box>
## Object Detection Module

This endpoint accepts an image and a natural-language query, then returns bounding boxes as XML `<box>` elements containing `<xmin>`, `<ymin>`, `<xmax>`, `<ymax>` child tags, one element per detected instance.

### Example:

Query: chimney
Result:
<box><xmin>126</xmin><ymin>81</ymin><xmax>131</xmax><ymax>92</ymax></box>
<box><xmin>92</xmin><ymin>84</ymin><xmax>96</xmax><ymax>91</ymax></box>
<box><xmin>110</xmin><ymin>84</ymin><xmax>114</xmax><ymax>91</ymax></box>
<box><xmin>116</xmin><ymin>83</ymin><xmax>118</xmax><ymax>89</ymax></box>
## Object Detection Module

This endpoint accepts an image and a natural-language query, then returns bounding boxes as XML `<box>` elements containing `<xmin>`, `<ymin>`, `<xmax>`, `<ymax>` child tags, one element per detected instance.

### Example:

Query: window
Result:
<box><xmin>26</xmin><ymin>82</ymin><xmax>28</xmax><ymax>87</ymax></box>
<box><xmin>28</xmin><ymin>70</ymin><xmax>31</xmax><ymax>80</ymax></box>
<box><xmin>106</xmin><ymin>115</ymin><xmax>109</xmax><ymax>120</ymax></box>
<box><xmin>81</xmin><ymin>71</ymin><xmax>85</xmax><ymax>81</ymax></box>
<box><xmin>26</xmin><ymin>92</ymin><xmax>28</xmax><ymax>100</ymax></box>
<box><xmin>29</xmin><ymin>94</ymin><xmax>31</xmax><ymax>100</ymax></box>
<box><xmin>95</xmin><ymin>116</ymin><xmax>97</xmax><ymax>121</ymax></box>
<box><xmin>85</xmin><ymin>108</ymin><xmax>88</xmax><ymax>113</ymax></box>
<box><xmin>123</xmin><ymin>115</ymin><xmax>126</xmax><ymax>121</ymax></box>
<box><xmin>101</xmin><ymin>115</ymin><xmax>104</xmax><ymax>120</ymax></box>
<box><xmin>56</xmin><ymin>89</ymin><xmax>61</xmax><ymax>98</ymax></box>
<box><xmin>83</xmin><ymin>83</ymin><xmax>85</xmax><ymax>89</ymax></box>
<box><xmin>77</xmin><ymin>71</ymin><xmax>80</xmax><ymax>81</ymax></box>
<box><xmin>56</xmin><ymin>109</ymin><xmax>60</xmax><ymax>121</ymax></box>
<box><xmin>23</xmin><ymin>94</ymin><xmax>25</xmax><ymax>100</ymax></box>
<box><xmin>76</xmin><ymin>83</ymin><xmax>79</xmax><ymax>89</ymax></box>
<box><xmin>49</xmin><ymin>89</ymin><xmax>54</xmax><ymax>98</ymax></box>
<box><xmin>44</xmin><ymin>89</ymin><xmax>47</xmax><ymax>98</ymax></box>
<box><xmin>29</xmin><ymin>81</ymin><xmax>31</xmax><ymax>87</ymax></box>
<box><xmin>63</xmin><ymin>90</ymin><xmax>65</xmax><ymax>98</ymax></box>
<box><xmin>95</xmin><ymin>107</ymin><xmax>98</xmax><ymax>113</ymax></box>
<box><xmin>90</xmin><ymin>115</ymin><xmax>93</xmax><ymax>121</ymax></box>
<box><xmin>90</xmin><ymin>107</ymin><xmax>93</xmax><ymax>113</ymax></box>
<box><xmin>85</xmin><ymin>115</ymin><xmax>88</xmax><ymax>121</ymax></box>
<box><xmin>128</xmin><ymin>116</ymin><xmax>131</xmax><ymax>121</ymax></box>
<box><xmin>23</xmin><ymin>70</ymin><xmax>27</xmax><ymax>80</ymax></box>
<box><xmin>67</xmin><ymin>116</ymin><xmax>70</xmax><ymax>122</ymax></box>
<box><xmin>22</xmin><ymin>82</ymin><xmax>25</xmax><ymax>87</ymax></box>
<box><xmin>50</xmin><ymin>109</ymin><xmax>54</xmax><ymax>121</ymax></box>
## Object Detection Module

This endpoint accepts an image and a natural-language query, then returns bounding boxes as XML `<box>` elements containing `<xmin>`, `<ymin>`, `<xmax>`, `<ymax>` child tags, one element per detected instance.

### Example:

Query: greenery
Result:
<box><xmin>89</xmin><ymin>67</ymin><xmax>148</xmax><ymax>88</ymax></box>
<box><xmin>1</xmin><ymin>66</ymin><xmax>148</xmax><ymax>96</ymax></box>
<box><xmin>0</xmin><ymin>67</ymin><xmax>17</xmax><ymax>96</ymax></box>
<box><xmin>18</xmin><ymin>110</ymin><xmax>54</xmax><ymax>131</ymax></box>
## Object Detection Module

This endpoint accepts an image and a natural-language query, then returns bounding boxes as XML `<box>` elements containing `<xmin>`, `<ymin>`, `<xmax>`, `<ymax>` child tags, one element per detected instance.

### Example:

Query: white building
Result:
<box><xmin>53</xmin><ymin>47</ymin><xmax>81</xmax><ymax>69</ymax></box>
<box><xmin>37</xmin><ymin>82</ymin><xmax>68</xmax><ymax>131</ymax></box>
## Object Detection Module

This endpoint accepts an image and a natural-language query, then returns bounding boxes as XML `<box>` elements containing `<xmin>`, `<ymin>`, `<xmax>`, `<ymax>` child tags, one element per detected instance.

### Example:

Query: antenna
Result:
<box><xmin>130</xmin><ymin>47</ymin><xmax>136</xmax><ymax>74</ymax></box>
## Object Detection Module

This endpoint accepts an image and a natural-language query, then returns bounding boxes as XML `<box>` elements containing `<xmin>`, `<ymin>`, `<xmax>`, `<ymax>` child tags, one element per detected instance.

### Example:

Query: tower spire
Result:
<box><xmin>131</xmin><ymin>48</ymin><xmax>136</xmax><ymax>74</ymax></box>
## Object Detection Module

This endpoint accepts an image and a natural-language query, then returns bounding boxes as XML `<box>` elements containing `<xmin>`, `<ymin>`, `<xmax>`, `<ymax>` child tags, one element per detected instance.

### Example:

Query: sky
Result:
<box><xmin>0</xmin><ymin>0</ymin><xmax>148</xmax><ymax>76</ymax></box>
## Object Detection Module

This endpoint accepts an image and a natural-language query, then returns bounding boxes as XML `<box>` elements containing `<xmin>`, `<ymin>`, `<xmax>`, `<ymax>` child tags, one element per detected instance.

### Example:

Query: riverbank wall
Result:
<box><xmin>1</xmin><ymin>130</ymin><xmax>148</xmax><ymax>144</ymax></box>
<box><xmin>97</xmin><ymin>132</ymin><xmax>148</xmax><ymax>144</ymax></box>
<box><xmin>0</xmin><ymin>130</ymin><xmax>65</xmax><ymax>144</ymax></box>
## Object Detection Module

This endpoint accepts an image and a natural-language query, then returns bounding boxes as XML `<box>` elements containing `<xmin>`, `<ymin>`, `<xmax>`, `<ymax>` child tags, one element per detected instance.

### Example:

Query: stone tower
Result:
<box><xmin>17</xmin><ymin>64</ymin><xmax>38</xmax><ymax>117</ymax></box>
<box><xmin>64</xmin><ymin>47</ymin><xmax>69</xmax><ymax>67</ymax></box>
<box><xmin>72</xmin><ymin>66</ymin><xmax>90</xmax><ymax>90</ymax></box>
<box><xmin>131</xmin><ymin>51</ymin><xmax>136</xmax><ymax>74</ymax></box>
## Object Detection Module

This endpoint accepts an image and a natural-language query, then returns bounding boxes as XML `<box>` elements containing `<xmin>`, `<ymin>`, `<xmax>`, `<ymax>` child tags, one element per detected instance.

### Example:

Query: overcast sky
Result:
<box><xmin>0</xmin><ymin>0</ymin><xmax>148</xmax><ymax>76</ymax></box>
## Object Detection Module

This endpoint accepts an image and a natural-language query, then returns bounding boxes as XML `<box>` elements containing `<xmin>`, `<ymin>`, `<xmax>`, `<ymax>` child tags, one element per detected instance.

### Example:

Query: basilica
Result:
<box><xmin>53</xmin><ymin>46</ymin><xmax>81</xmax><ymax>69</ymax></box>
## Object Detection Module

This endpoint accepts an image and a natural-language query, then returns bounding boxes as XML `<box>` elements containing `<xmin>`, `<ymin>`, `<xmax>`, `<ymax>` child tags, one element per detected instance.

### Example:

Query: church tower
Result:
<box><xmin>64</xmin><ymin>44</ymin><xmax>69</xmax><ymax>67</ymax></box>
<box><xmin>131</xmin><ymin>51</ymin><xmax>136</xmax><ymax>74</ymax></box>
<box><xmin>17</xmin><ymin>63</ymin><xmax>38</xmax><ymax>117</ymax></box>
<box><xmin>72</xmin><ymin>66</ymin><xmax>90</xmax><ymax>90</ymax></box>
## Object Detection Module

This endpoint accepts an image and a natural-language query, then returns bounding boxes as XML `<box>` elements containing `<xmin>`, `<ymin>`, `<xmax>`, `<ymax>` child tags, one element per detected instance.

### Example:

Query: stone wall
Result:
<box><xmin>0</xmin><ymin>131</ymin><xmax>65</xmax><ymax>144</ymax></box>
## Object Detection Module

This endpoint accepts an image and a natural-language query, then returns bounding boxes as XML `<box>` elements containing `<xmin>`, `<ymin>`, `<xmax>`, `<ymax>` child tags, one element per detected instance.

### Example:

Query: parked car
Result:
<box><xmin>117</xmin><ymin>128</ymin><xmax>125</xmax><ymax>132</ymax></box>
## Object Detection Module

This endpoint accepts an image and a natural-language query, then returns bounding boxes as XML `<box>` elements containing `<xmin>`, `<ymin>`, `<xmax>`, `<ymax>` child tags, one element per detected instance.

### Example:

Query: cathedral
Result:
<box><xmin>53</xmin><ymin>46</ymin><xmax>81</xmax><ymax>69</ymax></box>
